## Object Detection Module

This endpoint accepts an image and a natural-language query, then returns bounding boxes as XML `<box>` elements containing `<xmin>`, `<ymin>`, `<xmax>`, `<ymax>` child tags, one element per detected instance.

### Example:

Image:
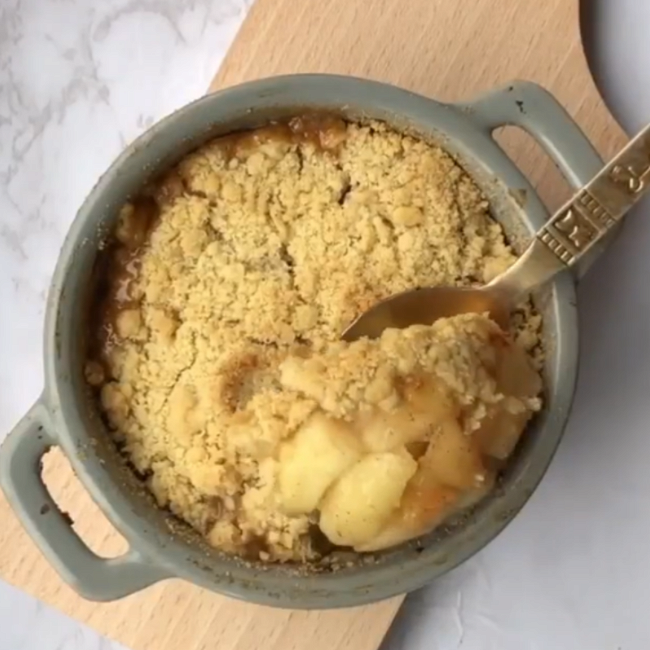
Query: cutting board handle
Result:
<box><xmin>0</xmin><ymin>400</ymin><xmax>170</xmax><ymax>601</ymax></box>
<box><xmin>462</xmin><ymin>81</ymin><xmax>611</xmax><ymax>277</ymax></box>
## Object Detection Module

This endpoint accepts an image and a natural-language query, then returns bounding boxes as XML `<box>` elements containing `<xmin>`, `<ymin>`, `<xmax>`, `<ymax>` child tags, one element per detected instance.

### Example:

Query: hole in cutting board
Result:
<box><xmin>492</xmin><ymin>125</ymin><xmax>572</xmax><ymax>214</ymax></box>
<box><xmin>41</xmin><ymin>447</ymin><xmax>129</xmax><ymax>559</ymax></box>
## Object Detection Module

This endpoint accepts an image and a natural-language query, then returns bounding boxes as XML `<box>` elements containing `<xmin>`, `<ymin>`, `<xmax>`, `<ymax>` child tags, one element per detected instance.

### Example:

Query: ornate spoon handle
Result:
<box><xmin>493</xmin><ymin>124</ymin><xmax>650</xmax><ymax>297</ymax></box>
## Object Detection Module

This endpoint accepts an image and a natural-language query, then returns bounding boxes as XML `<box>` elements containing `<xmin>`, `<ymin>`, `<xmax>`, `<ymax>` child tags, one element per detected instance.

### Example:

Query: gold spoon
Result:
<box><xmin>343</xmin><ymin>124</ymin><xmax>650</xmax><ymax>340</ymax></box>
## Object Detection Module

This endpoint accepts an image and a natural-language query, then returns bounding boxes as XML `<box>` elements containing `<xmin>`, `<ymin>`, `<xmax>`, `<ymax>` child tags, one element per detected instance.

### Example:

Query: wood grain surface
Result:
<box><xmin>0</xmin><ymin>1</ymin><xmax>626</xmax><ymax>649</ymax></box>
<box><xmin>212</xmin><ymin>0</ymin><xmax>627</xmax><ymax>211</ymax></box>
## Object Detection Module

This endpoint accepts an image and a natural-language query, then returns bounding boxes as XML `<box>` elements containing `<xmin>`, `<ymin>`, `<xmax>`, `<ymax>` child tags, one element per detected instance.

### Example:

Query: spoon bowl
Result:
<box><xmin>342</xmin><ymin>286</ymin><xmax>509</xmax><ymax>341</ymax></box>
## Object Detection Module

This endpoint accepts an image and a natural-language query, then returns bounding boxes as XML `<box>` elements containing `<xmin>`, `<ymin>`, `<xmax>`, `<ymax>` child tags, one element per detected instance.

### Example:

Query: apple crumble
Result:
<box><xmin>87</xmin><ymin>116</ymin><xmax>542</xmax><ymax>562</ymax></box>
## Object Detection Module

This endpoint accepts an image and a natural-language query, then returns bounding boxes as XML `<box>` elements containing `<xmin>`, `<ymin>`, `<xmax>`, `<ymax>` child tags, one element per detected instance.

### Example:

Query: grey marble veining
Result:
<box><xmin>0</xmin><ymin>0</ymin><xmax>251</xmax><ymax>437</ymax></box>
<box><xmin>2</xmin><ymin>1</ymin><xmax>650</xmax><ymax>649</ymax></box>
<box><xmin>1</xmin><ymin>1</ymin><xmax>249</xmax><ymax>649</ymax></box>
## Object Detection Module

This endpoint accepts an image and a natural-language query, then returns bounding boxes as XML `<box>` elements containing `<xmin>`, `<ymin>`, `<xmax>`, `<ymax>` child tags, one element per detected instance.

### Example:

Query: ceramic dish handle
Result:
<box><xmin>0</xmin><ymin>400</ymin><xmax>170</xmax><ymax>601</ymax></box>
<box><xmin>461</xmin><ymin>81</ymin><xmax>613</xmax><ymax>278</ymax></box>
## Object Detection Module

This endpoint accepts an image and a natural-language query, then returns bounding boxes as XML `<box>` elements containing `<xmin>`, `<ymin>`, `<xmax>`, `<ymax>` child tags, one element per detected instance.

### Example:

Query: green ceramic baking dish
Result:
<box><xmin>0</xmin><ymin>74</ymin><xmax>607</xmax><ymax>608</ymax></box>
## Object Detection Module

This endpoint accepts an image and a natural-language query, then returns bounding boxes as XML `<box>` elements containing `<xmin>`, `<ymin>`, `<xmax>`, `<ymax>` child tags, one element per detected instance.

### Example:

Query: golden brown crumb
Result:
<box><xmin>90</xmin><ymin>118</ymin><xmax>542</xmax><ymax>562</ymax></box>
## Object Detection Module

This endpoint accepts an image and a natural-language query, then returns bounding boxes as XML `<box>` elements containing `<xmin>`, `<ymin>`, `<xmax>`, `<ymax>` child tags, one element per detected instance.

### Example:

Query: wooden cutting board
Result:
<box><xmin>0</xmin><ymin>1</ymin><xmax>626</xmax><ymax>650</ymax></box>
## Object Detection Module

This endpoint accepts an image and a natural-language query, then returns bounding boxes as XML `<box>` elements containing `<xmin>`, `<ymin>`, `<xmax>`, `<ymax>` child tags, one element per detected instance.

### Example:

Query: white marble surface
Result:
<box><xmin>1</xmin><ymin>0</ymin><xmax>649</xmax><ymax>648</ymax></box>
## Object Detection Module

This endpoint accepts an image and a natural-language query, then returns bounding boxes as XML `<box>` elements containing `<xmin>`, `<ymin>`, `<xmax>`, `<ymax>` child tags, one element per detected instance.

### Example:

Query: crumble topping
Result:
<box><xmin>88</xmin><ymin>117</ymin><xmax>542</xmax><ymax>562</ymax></box>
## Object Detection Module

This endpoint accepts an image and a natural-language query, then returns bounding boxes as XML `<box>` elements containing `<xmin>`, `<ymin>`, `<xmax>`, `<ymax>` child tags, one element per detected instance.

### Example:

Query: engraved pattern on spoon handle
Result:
<box><xmin>537</xmin><ymin>124</ymin><xmax>650</xmax><ymax>270</ymax></box>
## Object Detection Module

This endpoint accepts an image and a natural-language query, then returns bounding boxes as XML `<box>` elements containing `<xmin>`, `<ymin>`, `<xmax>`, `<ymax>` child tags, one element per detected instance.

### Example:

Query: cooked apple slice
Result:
<box><xmin>474</xmin><ymin>405</ymin><xmax>527</xmax><ymax>460</ymax></box>
<box><xmin>476</xmin><ymin>337</ymin><xmax>542</xmax><ymax>460</ymax></box>
<box><xmin>360</xmin><ymin>376</ymin><xmax>457</xmax><ymax>453</ymax></box>
<box><xmin>423</xmin><ymin>418</ymin><xmax>486</xmax><ymax>489</ymax></box>
<box><xmin>319</xmin><ymin>451</ymin><xmax>417</xmax><ymax>547</ymax></box>
<box><xmin>357</xmin><ymin>462</ymin><xmax>495</xmax><ymax>552</ymax></box>
<box><xmin>359</xmin><ymin>408</ymin><xmax>432</xmax><ymax>453</ymax></box>
<box><xmin>355</xmin><ymin>465</ymin><xmax>459</xmax><ymax>551</ymax></box>
<box><xmin>278</xmin><ymin>413</ymin><xmax>362</xmax><ymax>515</ymax></box>
<box><xmin>494</xmin><ymin>337</ymin><xmax>543</xmax><ymax>398</ymax></box>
